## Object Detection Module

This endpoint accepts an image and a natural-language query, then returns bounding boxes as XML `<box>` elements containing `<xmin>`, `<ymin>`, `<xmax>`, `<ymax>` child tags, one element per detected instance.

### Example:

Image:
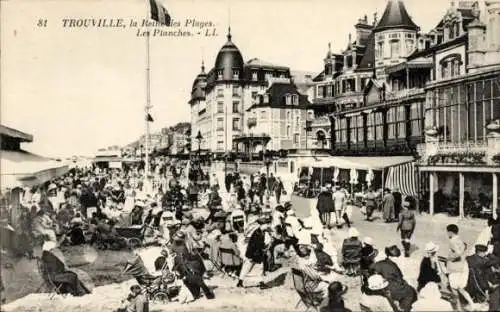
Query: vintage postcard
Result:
<box><xmin>1</xmin><ymin>0</ymin><xmax>499</xmax><ymax>311</ymax></box>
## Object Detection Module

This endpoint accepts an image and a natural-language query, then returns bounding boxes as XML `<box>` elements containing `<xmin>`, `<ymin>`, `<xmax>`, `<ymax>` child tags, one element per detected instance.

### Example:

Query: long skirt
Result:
<box><xmin>383</xmin><ymin>204</ymin><xmax>395</xmax><ymax>221</ymax></box>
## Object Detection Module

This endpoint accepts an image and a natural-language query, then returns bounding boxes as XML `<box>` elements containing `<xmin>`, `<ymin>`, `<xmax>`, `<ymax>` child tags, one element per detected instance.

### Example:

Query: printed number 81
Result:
<box><xmin>37</xmin><ymin>19</ymin><xmax>47</xmax><ymax>27</ymax></box>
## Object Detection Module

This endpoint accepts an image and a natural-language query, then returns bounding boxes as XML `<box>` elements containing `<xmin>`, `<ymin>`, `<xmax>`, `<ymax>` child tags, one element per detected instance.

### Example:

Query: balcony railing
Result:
<box><xmin>385</xmin><ymin>88</ymin><xmax>424</xmax><ymax>101</ymax></box>
<box><xmin>436</xmin><ymin>141</ymin><xmax>488</xmax><ymax>153</ymax></box>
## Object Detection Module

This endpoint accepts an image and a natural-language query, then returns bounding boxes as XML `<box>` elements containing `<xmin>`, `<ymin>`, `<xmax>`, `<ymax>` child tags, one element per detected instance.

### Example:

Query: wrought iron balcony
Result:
<box><xmin>436</xmin><ymin>141</ymin><xmax>488</xmax><ymax>153</ymax></box>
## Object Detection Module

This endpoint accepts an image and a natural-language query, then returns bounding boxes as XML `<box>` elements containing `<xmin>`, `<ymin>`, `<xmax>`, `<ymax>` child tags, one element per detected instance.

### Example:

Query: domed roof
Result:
<box><xmin>374</xmin><ymin>0</ymin><xmax>419</xmax><ymax>32</ymax></box>
<box><xmin>191</xmin><ymin>61</ymin><xmax>207</xmax><ymax>102</ymax></box>
<box><xmin>191</xmin><ymin>61</ymin><xmax>207</xmax><ymax>91</ymax></box>
<box><xmin>214</xmin><ymin>28</ymin><xmax>244</xmax><ymax>80</ymax></box>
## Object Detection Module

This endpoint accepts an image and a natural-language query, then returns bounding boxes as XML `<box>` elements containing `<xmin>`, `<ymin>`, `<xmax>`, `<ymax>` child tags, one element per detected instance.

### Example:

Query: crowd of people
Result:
<box><xmin>1</xmin><ymin>156</ymin><xmax>499</xmax><ymax>312</ymax></box>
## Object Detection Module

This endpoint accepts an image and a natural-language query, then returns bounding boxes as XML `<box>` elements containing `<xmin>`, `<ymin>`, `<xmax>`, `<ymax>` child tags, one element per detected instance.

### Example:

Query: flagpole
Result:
<box><xmin>145</xmin><ymin>3</ymin><xmax>151</xmax><ymax>177</ymax></box>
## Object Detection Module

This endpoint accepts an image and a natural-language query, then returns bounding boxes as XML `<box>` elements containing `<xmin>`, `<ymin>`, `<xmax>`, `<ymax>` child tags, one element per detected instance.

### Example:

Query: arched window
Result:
<box><xmin>440</xmin><ymin>53</ymin><xmax>463</xmax><ymax>79</ymax></box>
<box><xmin>286</xmin><ymin>125</ymin><xmax>291</xmax><ymax>136</ymax></box>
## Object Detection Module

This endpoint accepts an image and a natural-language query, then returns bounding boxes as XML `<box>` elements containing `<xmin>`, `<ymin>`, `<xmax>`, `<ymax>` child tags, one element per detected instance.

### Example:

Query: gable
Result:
<box><xmin>366</xmin><ymin>85</ymin><xmax>382</xmax><ymax>105</ymax></box>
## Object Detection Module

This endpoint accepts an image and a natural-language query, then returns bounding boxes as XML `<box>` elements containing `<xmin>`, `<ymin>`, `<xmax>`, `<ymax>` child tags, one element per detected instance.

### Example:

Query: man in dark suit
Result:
<box><xmin>392</xmin><ymin>188</ymin><xmax>402</xmax><ymax>220</ymax></box>
<box><xmin>316</xmin><ymin>186</ymin><xmax>333</xmax><ymax>227</ymax></box>
<box><xmin>225</xmin><ymin>172</ymin><xmax>233</xmax><ymax>193</ymax></box>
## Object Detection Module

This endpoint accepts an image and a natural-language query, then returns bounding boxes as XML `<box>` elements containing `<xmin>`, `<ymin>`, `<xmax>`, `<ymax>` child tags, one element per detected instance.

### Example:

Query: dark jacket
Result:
<box><xmin>360</xmin><ymin>245</ymin><xmax>378</xmax><ymax>271</ymax></box>
<box><xmin>341</xmin><ymin>238</ymin><xmax>362</xmax><ymax>264</ymax></box>
<box><xmin>317</xmin><ymin>191</ymin><xmax>333</xmax><ymax>213</ymax></box>
<box><xmin>173</xmin><ymin>246</ymin><xmax>206</xmax><ymax>278</ymax></box>
<box><xmin>315</xmin><ymin>250</ymin><xmax>333</xmax><ymax>272</ymax></box>
<box><xmin>245</xmin><ymin>228</ymin><xmax>266</xmax><ymax>263</ymax></box>
<box><xmin>417</xmin><ymin>256</ymin><xmax>441</xmax><ymax>291</ymax></box>
<box><xmin>393</xmin><ymin>192</ymin><xmax>402</xmax><ymax>211</ymax></box>
<box><xmin>372</xmin><ymin>258</ymin><xmax>417</xmax><ymax>312</ymax></box>
<box><xmin>465</xmin><ymin>254</ymin><xmax>490</xmax><ymax>303</ymax></box>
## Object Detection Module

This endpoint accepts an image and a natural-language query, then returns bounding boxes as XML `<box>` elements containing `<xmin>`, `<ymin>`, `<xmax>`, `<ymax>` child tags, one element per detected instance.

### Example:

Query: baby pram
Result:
<box><xmin>122</xmin><ymin>254</ymin><xmax>180</xmax><ymax>302</ymax></box>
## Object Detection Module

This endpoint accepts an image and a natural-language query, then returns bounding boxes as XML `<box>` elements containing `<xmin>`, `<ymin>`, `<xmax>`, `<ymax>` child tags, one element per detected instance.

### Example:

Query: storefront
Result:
<box><xmin>420</xmin><ymin>69</ymin><xmax>500</xmax><ymax>219</ymax></box>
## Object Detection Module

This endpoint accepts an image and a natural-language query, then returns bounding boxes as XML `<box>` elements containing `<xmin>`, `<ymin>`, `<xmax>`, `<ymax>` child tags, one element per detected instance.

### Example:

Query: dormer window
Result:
<box><xmin>264</xmin><ymin>94</ymin><xmax>269</xmax><ymax>103</ymax></box>
<box><xmin>292</xmin><ymin>95</ymin><xmax>299</xmax><ymax>105</ymax></box>
<box><xmin>233</xmin><ymin>69</ymin><xmax>239</xmax><ymax>79</ymax></box>
<box><xmin>217</xmin><ymin>70</ymin><xmax>223</xmax><ymax>79</ymax></box>
<box><xmin>286</xmin><ymin>94</ymin><xmax>292</xmax><ymax>105</ymax></box>
<box><xmin>252</xmin><ymin>71</ymin><xmax>258</xmax><ymax>81</ymax></box>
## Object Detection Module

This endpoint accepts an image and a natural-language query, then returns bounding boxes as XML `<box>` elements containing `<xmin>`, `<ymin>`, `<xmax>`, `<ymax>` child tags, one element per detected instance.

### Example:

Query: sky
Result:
<box><xmin>0</xmin><ymin>0</ymin><xmax>451</xmax><ymax>158</ymax></box>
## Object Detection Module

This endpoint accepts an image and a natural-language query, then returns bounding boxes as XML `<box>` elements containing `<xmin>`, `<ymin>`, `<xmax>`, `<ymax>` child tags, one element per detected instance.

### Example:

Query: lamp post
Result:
<box><xmin>263</xmin><ymin>150</ymin><xmax>272</xmax><ymax>192</ymax></box>
<box><xmin>196</xmin><ymin>131</ymin><xmax>203</xmax><ymax>156</ymax></box>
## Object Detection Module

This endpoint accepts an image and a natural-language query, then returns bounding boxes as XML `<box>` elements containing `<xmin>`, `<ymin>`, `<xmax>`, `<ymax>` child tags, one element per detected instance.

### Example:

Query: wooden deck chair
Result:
<box><xmin>290</xmin><ymin>268</ymin><xmax>323</xmax><ymax>312</ymax></box>
<box><xmin>36</xmin><ymin>258</ymin><xmax>62</xmax><ymax>299</ymax></box>
<box><xmin>219</xmin><ymin>247</ymin><xmax>242</xmax><ymax>278</ymax></box>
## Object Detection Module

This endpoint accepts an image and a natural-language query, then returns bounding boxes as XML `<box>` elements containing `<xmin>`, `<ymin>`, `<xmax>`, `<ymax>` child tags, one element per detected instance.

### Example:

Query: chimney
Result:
<box><xmin>373</xmin><ymin>12</ymin><xmax>378</xmax><ymax>26</ymax></box>
<box><xmin>355</xmin><ymin>14</ymin><xmax>373</xmax><ymax>45</ymax></box>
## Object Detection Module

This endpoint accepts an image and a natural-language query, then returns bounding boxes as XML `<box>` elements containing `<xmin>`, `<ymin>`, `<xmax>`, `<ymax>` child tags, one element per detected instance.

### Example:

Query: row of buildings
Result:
<box><xmin>121</xmin><ymin>122</ymin><xmax>191</xmax><ymax>158</ymax></box>
<box><xmin>188</xmin><ymin>0</ymin><xmax>500</xmax><ymax>218</ymax></box>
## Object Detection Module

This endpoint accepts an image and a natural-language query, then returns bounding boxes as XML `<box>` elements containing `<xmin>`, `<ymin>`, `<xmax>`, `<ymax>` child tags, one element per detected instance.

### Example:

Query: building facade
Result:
<box><xmin>189</xmin><ymin>29</ymin><xmax>315</xmax><ymax>155</ymax></box>
<box><xmin>418</xmin><ymin>1</ymin><xmax>500</xmax><ymax>218</ymax></box>
<box><xmin>234</xmin><ymin>81</ymin><xmax>313</xmax><ymax>156</ymax></box>
<box><xmin>305</xmin><ymin>0</ymin><xmax>499</xmax><ymax>201</ymax></box>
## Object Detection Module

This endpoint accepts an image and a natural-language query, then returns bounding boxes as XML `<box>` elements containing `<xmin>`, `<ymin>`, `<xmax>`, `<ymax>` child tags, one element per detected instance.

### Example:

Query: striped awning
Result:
<box><xmin>385</xmin><ymin>161</ymin><xmax>418</xmax><ymax>197</ymax></box>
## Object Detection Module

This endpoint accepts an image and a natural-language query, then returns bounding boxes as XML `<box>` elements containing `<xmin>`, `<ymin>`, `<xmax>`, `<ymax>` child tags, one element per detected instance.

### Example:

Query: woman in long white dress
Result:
<box><xmin>123</xmin><ymin>183</ymin><xmax>136</xmax><ymax>213</ymax></box>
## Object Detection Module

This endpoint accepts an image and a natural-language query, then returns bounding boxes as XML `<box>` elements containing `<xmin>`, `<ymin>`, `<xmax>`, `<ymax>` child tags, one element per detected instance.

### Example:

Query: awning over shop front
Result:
<box><xmin>1</xmin><ymin>150</ymin><xmax>69</xmax><ymax>190</ymax></box>
<box><xmin>298</xmin><ymin>155</ymin><xmax>414</xmax><ymax>170</ymax></box>
<box><xmin>331</xmin><ymin>156</ymin><xmax>415</xmax><ymax>170</ymax></box>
